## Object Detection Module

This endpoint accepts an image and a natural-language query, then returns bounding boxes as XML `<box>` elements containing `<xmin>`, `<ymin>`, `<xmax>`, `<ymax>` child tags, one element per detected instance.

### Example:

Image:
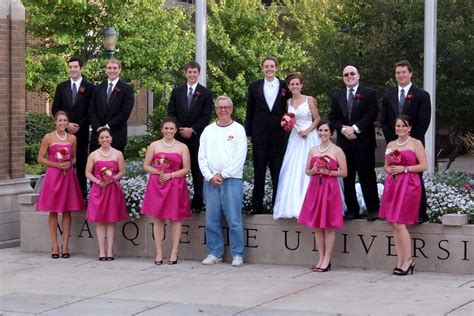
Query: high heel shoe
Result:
<box><xmin>155</xmin><ymin>260</ymin><xmax>163</xmax><ymax>265</ymax></box>
<box><xmin>61</xmin><ymin>245</ymin><xmax>70</xmax><ymax>259</ymax></box>
<box><xmin>317</xmin><ymin>261</ymin><xmax>331</xmax><ymax>272</ymax></box>
<box><xmin>394</xmin><ymin>261</ymin><xmax>415</xmax><ymax>276</ymax></box>
<box><xmin>168</xmin><ymin>255</ymin><xmax>178</xmax><ymax>265</ymax></box>
<box><xmin>311</xmin><ymin>264</ymin><xmax>320</xmax><ymax>272</ymax></box>
<box><xmin>51</xmin><ymin>247</ymin><xmax>59</xmax><ymax>259</ymax></box>
<box><xmin>393</xmin><ymin>267</ymin><xmax>402</xmax><ymax>274</ymax></box>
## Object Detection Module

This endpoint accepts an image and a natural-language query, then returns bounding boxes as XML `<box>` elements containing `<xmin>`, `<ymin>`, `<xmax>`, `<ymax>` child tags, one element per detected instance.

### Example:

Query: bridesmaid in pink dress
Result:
<box><xmin>85</xmin><ymin>127</ymin><xmax>127</xmax><ymax>261</ymax></box>
<box><xmin>141</xmin><ymin>117</ymin><xmax>191</xmax><ymax>265</ymax></box>
<box><xmin>379</xmin><ymin>115</ymin><xmax>428</xmax><ymax>275</ymax></box>
<box><xmin>36</xmin><ymin>111</ymin><xmax>85</xmax><ymax>259</ymax></box>
<box><xmin>298</xmin><ymin>120</ymin><xmax>347</xmax><ymax>272</ymax></box>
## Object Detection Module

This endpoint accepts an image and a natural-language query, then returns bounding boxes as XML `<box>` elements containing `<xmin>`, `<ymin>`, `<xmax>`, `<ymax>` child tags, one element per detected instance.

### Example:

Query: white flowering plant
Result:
<box><xmin>424</xmin><ymin>172</ymin><xmax>473</xmax><ymax>223</ymax></box>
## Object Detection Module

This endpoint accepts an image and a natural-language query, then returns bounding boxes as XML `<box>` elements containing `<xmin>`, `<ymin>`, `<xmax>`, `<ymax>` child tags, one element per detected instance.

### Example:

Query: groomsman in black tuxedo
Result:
<box><xmin>168</xmin><ymin>60</ymin><xmax>213</xmax><ymax>214</ymax></box>
<box><xmin>381</xmin><ymin>60</ymin><xmax>431</xmax><ymax>223</ymax></box>
<box><xmin>89</xmin><ymin>58</ymin><xmax>134</xmax><ymax>154</ymax></box>
<box><xmin>329</xmin><ymin>65</ymin><xmax>380</xmax><ymax>221</ymax></box>
<box><xmin>245</xmin><ymin>56</ymin><xmax>290</xmax><ymax>214</ymax></box>
<box><xmin>52</xmin><ymin>56</ymin><xmax>95</xmax><ymax>197</ymax></box>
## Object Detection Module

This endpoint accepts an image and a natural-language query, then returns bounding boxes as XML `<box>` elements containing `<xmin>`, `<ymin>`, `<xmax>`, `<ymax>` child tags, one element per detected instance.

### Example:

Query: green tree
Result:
<box><xmin>24</xmin><ymin>0</ymin><xmax>194</xmax><ymax>95</ymax></box>
<box><xmin>206</xmin><ymin>0</ymin><xmax>307</xmax><ymax>122</ymax></box>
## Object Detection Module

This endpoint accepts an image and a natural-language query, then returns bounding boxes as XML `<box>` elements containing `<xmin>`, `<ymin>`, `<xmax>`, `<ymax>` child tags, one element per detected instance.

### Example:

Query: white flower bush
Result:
<box><xmin>121</xmin><ymin>174</ymin><xmax>147</xmax><ymax>220</ymax></box>
<box><xmin>424</xmin><ymin>172</ymin><xmax>473</xmax><ymax>223</ymax></box>
<box><xmin>122</xmin><ymin>160</ymin><xmax>473</xmax><ymax>223</ymax></box>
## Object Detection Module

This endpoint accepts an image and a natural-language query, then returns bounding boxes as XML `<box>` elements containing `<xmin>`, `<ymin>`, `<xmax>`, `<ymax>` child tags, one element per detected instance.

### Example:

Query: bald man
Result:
<box><xmin>328</xmin><ymin>65</ymin><xmax>380</xmax><ymax>221</ymax></box>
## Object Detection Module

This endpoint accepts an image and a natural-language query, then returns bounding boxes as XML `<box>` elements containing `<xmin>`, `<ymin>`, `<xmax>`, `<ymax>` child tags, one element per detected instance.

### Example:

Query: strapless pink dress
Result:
<box><xmin>36</xmin><ymin>143</ymin><xmax>84</xmax><ymax>213</ymax></box>
<box><xmin>141</xmin><ymin>152</ymin><xmax>190</xmax><ymax>221</ymax></box>
<box><xmin>379</xmin><ymin>150</ymin><xmax>421</xmax><ymax>224</ymax></box>
<box><xmin>86</xmin><ymin>160</ymin><xmax>127</xmax><ymax>223</ymax></box>
<box><xmin>298</xmin><ymin>156</ymin><xmax>343</xmax><ymax>229</ymax></box>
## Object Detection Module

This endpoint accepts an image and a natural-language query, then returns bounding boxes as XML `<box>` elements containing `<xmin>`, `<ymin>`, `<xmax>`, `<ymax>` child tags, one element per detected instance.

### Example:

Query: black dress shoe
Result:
<box><xmin>191</xmin><ymin>208</ymin><xmax>203</xmax><ymax>214</ymax></box>
<box><xmin>344</xmin><ymin>214</ymin><xmax>355</xmax><ymax>220</ymax></box>
<box><xmin>367</xmin><ymin>214</ymin><xmax>378</xmax><ymax>222</ymax></box>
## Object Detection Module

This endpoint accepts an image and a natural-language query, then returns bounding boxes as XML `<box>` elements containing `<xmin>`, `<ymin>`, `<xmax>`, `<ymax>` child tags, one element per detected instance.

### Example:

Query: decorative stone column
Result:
<box><xmin>0</xmin><ymin>0</ymin><xmax>32</xmax><ymax>248</ymax></box>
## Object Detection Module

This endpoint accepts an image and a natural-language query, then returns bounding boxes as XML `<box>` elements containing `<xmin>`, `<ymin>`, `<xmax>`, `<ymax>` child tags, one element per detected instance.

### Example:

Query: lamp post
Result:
<box><xmin>101</xmin><ymin>27</ymin><xmax>119</xmax><ymax>59</ymax></box>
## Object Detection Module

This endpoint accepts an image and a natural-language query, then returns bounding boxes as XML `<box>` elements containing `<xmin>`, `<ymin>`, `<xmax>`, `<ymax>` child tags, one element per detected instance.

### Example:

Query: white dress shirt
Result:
<box><xmin>263</xmin><ymin>78</ymin><xmax>279</xmax><ymax>111</ymax></box>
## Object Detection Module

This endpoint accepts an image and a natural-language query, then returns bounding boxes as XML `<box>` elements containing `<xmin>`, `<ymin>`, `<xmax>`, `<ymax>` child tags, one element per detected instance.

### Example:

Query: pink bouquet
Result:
<box><xmin>281</xmin><ymin>113</ymin><xmax>296</xmax><ymax>132</ymax></box>
<box><xmin>313</xmin><ymin>155</ymin><xmax>331</xmax><ymax>184</ymax></box>
<box><xmin>100</xmin><ymin>166</ymin><xmax>114</xmax><ymax>193</ymax></box>
<box><xmin>154</xmin><ymin>154</ymin><xmax>170</xmax><ymax>172</ymax></box>
<box><xmin>56</xmin><ymin>147</ymin><xmax>70</xmax><ymax>176</ymax></box>
<box><xmin>385</xmin><ymin>148</ymin><xmax>402</xmax><ymax>180</ymax></box>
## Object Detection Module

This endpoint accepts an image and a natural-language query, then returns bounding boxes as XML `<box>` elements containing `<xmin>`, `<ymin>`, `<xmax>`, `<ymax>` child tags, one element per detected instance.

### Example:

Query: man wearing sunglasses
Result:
<box><xmin>329</xmin><ymin>65</ymin><xmax>380</xmax><ymax>221</ymax></box>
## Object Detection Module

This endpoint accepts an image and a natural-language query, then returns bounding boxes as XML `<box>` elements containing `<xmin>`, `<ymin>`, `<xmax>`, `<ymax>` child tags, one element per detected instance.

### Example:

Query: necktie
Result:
<box><xmin>398</xmin><ymin>89</ymin><xmax>406</xmax><ymax>114</ymax></box>
<box><xmin>347</xmin><ymin>88</ymin><xmax>354</xmax><ymax>120</ymax></box>
<box><xmin>72</xmin><ymin>82</ymin><xmax>78</xmax><ymax>105</ymax></box>
<box><xmin>107</xmin><ymin>82</ymin><xmax>113</xmax><ymax>104</ymax></box>
<box><xmin>187</xmin><ymin>87</ymin><xmax>193</xmax><ymax>109</ymax></box>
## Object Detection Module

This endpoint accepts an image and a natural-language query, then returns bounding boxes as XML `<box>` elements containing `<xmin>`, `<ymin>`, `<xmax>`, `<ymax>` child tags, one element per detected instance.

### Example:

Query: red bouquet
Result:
<box><xmin>281</xmin><ymin>112</ymin><xmax>296</xmax><ymax>132</ymax></box>
<box><xmin>56</xmin><ymin>147</ymin><xmax>70</xmax><ymax>176</ymax></box>
<box><xmin>385</xmin><ymin>148</ymin><xmax>402</xmax><ymax>180</ymax></box>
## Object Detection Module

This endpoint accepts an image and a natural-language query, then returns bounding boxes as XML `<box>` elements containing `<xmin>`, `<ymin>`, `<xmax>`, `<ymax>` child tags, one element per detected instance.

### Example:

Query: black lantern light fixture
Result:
<box><xmin>101</xmin><ymin>27</ymin><xmax>119</xmax><ymax>59</ymax></box>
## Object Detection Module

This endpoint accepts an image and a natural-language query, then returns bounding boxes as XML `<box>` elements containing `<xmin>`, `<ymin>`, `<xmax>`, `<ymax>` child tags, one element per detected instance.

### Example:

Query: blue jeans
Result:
<box><xmin>203</xmin><ymin>178</ymin><xmax>244</xmax><ymax>258</ymax></box>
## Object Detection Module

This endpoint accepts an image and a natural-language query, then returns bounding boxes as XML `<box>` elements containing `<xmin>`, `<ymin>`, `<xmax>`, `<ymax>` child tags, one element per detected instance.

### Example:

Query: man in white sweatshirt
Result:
<box><xmin>198</xmin><ymin>96</ymin><xmax>248</xmax><ymax>267</ymax></box>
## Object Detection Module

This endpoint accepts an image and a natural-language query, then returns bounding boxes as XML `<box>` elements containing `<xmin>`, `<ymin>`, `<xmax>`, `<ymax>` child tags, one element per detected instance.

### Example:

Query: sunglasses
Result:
<box><xmin>343</xmin><ymin>72</ymin><xmax>357</xmax><ymax>77</ymax></box>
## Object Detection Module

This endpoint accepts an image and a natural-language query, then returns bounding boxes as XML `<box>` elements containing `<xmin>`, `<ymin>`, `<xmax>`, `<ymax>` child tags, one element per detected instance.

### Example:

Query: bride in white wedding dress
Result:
<box><xmin>273</xmin><ymin>73</ymin><xmax>321</xmax><ymax>219</ymax></box>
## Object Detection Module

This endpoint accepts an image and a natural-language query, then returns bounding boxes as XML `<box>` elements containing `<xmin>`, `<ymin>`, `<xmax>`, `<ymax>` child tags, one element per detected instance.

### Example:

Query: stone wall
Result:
<box><xmin>0</xmin><ymin>0</ymin><xmax>33</xmax><ymax>249</ymax></box>
<box><xmin>0</xmin><ymin>0</ymin><xmax>26</xmax><ymax>180</ymax></box>
<box><xmin>20</xmin><ymin>193</ymin><xmax>473</xmax><ymax>274</ymax></box>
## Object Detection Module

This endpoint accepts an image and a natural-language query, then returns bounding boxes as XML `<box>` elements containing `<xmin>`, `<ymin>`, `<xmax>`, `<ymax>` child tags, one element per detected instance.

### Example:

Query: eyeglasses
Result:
<box><xmin>343</xmin><ymin>72</ymin><xmax>357</xmax><ymax>77</ymax></box>
<box><xmin>216</xmin><ymin>106</ymin><xmax>232</xmax><ymax>110</ymax></box>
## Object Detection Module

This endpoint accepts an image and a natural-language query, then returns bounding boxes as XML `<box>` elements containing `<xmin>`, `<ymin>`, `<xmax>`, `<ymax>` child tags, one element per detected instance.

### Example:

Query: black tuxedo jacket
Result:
<box><xmin>89</xmin><ymin>79</ymin><xmax>134</xmax><ymax>148</ymax></box>
<box><xmin>167</xmin><ymin>83</ymin><xmax>213</xmax><ymax>148</ymax></box>
<box><xmin>245</xmin><ymin>78</ymin><xmax>290</xmax><ymax>145</ymax></box>
<box><xmin>51</xmin><ymin>79</ymin><xmax>95</xmax><ymax>142</ymax></box>
<box><xmin>329</xmin><ymin>85</ymin><xmax>379</xmax><ymax>150</ymax></box>
<box><xmin>381</xmin><ymin>85</ymin><xmax>431</xmax><ymax>144</ymax></box>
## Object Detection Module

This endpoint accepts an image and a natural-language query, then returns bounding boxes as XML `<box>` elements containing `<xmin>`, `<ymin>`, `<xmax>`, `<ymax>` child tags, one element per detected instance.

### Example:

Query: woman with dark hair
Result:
<box><xmin>379</xmin><ymin>114</ymin><xmax>427</xmax><ymax>275</ymax></box>
<box><xmin>85</xmin><ymin>127</ymin><xmax>127</xmax><ymax>261</ymax></box>
<box><xmin>141</xmin><ymin>117</ymin><xmax>191</xmax><ymax>265</ymax></box>
<box><xmin>273</xmin><ymin>73</ymin><xmax>321</xmax><ymax>220</ymax></box>
<box><xmin>36</xmin><ymin>110</ymin><xmax>84</xmax><ymax>259</ymax></box>
<box><xmin>298</xmin><ymin>120</ymin><xmax>347</xmax><ymax>272</ymax></box>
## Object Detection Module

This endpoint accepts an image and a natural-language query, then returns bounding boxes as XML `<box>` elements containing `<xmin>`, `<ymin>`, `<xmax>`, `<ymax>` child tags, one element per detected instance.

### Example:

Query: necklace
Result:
<box><xmin>99</xmin><ymin>147</ymin><xmax>112</xmax><ymax>157</ymax></box>
<box><xmin>318</xmin><ymin>142</ymin><xmax>331</xmax><ymax>153</ymax></box>
<box><xmin>396</xmin><ymin>137</ymin><xmax>410</xmax><ymax>146</ymax></box>
<box><xmin>163</xmin><ymin>139</ymin><xmax>175</xmax><ymax>147</ymax></box>
<box><xmin>55</xmin><ymin>130</ymin><xmax>67</xmax><ymax>142</ymax></box>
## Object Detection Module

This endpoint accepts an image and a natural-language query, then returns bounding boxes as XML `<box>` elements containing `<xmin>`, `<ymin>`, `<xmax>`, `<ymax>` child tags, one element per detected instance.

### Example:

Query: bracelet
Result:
<box><xmin>170</xmin><ymin>172</ymin><xmax>175</xmax><ymax>179</ymax></box>
<box><xmin>328</xmin><ymin>170</ymin><xmax>332</xmax><ymax>176</ymax></box>
<box><xmin>404</xmin><ymin>167</ymin><xmax>408</xmax><ymax>173</ymax></box>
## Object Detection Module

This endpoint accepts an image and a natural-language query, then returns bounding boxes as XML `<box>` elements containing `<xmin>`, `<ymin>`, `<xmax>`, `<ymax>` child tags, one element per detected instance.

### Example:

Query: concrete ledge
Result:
<box><xmin>20</xmin><ymin>194</ymin><xmax>473</xmax><ymax>274</ymax></box>
<box><xmin>442</xmin><ymin>214</ymin><xmax>469</xmax><ymax>226</ymax></box>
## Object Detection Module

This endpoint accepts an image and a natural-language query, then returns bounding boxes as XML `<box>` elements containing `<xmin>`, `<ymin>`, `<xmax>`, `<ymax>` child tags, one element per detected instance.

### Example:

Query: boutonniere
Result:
<box><xmin>193</xmin><ymin>91</ymin><xmax>201</xmax><ymax>98</ymax></box>
<box><xmin>114</xmin><ymin>87</ymin><xmax>121</xmax><ymax>93</ymax></box>
<box><xmin>354</xmin><ymin>93</ymin><xmax>363</xmax><ymax>100</ymax></box>
<box><xmin>79</xmin><ymin>87</ymin><xmax>86</xmax><ymax>93</ymax></box>
<box><xmin>406</xmin><ymin>94</ymin><xmax>414</xmax><ymax>102</ymax></box>
<box><xmin>280</xmin><ymin>88</ymin><xmax>287</xmax><ymax>97</ymax></box>
<box><xmin>227</xmin><ymin>135</ymin><xmax>234</xmax><ymax>141</ymax></box>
